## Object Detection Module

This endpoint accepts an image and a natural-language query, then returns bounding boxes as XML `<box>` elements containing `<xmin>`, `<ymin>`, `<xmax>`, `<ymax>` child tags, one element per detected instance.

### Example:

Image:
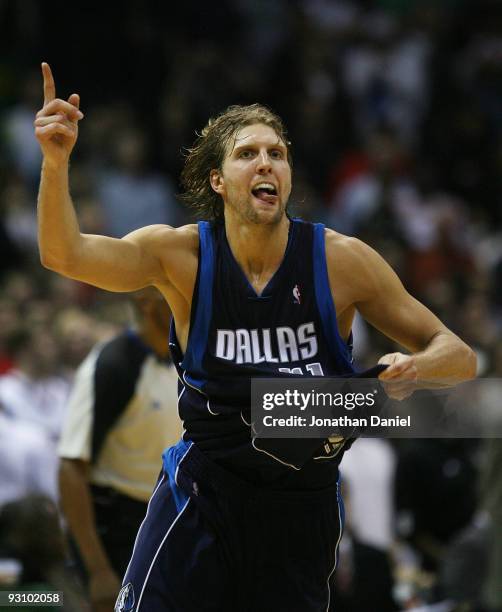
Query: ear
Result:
<box><xmin>210</xmin><ymin>169</ymin><xmax>224</xmax><ymax>194</ymax></box>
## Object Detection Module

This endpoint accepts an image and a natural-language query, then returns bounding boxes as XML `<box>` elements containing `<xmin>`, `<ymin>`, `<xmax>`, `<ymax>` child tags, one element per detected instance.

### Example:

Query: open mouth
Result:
<box><xmin>251</xmin><ymin>182</ymin><xmax>278</xmax><ymax>203</ymax></box>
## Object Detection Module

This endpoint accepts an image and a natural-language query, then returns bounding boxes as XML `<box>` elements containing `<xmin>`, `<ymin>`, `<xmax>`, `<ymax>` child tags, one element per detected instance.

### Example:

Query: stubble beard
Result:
<box><xmin>237</xmin><ymin>195</ymin><xmax>286</xmax><ymax>226</ymax></box>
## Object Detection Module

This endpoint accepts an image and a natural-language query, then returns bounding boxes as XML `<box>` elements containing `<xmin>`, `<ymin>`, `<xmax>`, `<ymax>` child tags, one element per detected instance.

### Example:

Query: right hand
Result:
<box><xmin>89</xmin><ymin>566</ymin><xmax>121</xmax><ymax>612</ymax></box>
<box><xmin>34</xmin><ymin>62</ymin><xmax>84</xmax><ymax>167</ymax></box>
<box><xmin>378</xmin><ymin>352</ymin><xmax>418</xmax><ymax>400</ymax></box>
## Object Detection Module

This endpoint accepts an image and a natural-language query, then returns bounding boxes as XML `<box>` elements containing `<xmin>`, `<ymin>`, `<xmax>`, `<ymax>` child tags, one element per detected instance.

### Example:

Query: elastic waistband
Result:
<box><xmin>168</xmin><ymin>439</ymin><xmax>340</xmax><ymax>505</ymax></box>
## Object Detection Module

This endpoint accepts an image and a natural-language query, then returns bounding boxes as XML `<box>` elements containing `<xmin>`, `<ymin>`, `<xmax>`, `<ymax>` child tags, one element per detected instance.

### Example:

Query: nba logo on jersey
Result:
<box><xmin>115</xmin><ymin>583</ymin><xmax>135</xmax><ymax>612</ymax></box>
<box><xmin>293</xmin><ymin>284</ymin><xmax>301</xmax><ymax>304</ymax></box>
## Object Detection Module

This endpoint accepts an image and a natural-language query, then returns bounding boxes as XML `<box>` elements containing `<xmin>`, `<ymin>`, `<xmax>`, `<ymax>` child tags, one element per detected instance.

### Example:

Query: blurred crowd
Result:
<box><xmin>1</xmin><ymin>0</ymin><xmax>501</xmax><ymax>610</ymax></box>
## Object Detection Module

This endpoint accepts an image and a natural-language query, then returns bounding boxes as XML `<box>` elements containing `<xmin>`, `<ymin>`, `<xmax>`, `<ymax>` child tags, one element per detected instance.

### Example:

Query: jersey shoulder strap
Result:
<box><xmin>180</xmin><ymin>220</ymin><xmax>215</xmax><ymax>377</ymax></box>
<box><xmin>312</xmin><ymin>223</ymin><xmax>353</xmax><ymax>369</ymax></box>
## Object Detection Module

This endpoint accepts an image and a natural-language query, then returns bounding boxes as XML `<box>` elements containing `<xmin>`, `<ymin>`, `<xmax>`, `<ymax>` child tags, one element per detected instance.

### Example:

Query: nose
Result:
<box><xmin>256</xmin><ymin>151</ymin><xmax>272</xmax><ymax>174</ymax></box>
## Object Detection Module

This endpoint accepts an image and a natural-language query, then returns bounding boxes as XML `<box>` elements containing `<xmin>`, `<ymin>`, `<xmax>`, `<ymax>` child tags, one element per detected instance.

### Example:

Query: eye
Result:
<box><xmin>270</xmin><ymin>149</ymin><xmax>284</xmax><ymax>160</ymax></box>
<box><xmin>239</xmin><ymin>150</ymin><xmax>254</xmax><ymax>159</ymax></box>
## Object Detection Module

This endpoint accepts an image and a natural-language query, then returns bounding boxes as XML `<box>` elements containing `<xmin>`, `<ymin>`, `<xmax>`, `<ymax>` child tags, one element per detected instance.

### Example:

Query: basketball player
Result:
<box><xmin>35</xmin><ymin>63</ymin><xmax>476</xmax><ymax>612</ymax></box>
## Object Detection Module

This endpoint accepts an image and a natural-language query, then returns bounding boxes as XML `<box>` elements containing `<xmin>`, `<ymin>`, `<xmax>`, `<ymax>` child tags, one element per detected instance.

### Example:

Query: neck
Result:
<box><xmin>224</xmin><ymin>212</ymin><xmax>290</xmax><ymax>294</ymax></box>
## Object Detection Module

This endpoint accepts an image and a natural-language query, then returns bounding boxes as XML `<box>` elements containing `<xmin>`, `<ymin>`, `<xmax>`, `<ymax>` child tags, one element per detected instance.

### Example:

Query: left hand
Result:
<box><xmin>378</xmin><ymin>352</ymin><xmax>418</xmax><ymax>400</ymax></box>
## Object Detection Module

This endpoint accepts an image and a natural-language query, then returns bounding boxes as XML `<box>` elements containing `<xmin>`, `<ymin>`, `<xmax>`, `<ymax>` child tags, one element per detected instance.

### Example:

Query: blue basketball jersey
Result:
<box><xmin>169</xmin><ymin>218</ymin><xmax>355</xmax><ymax>488</ymax></box>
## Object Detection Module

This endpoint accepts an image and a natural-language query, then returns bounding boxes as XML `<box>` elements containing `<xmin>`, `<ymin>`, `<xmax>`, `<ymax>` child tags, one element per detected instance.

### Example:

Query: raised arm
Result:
<box><xmin>35</xmin><ymin>63</ymin><xmax>187</xmax><ymax>293</ymax></box>
<box><xmin>326</xmin><ymin>231</ymin><xmax>477</xmax><ymax>387</ymax></box>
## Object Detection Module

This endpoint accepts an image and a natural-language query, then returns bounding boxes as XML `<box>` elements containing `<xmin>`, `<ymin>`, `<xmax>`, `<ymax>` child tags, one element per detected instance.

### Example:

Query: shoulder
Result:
<box><xmin>324</xmin><ymin>227</ymin><xmax>376</xmax><ymax>273</ymax></box>
<box><xmin>324</xmin><ymin>227</ymin><xmax>389</xmax><ymax>301</ymax></box>
<box><xmin>125</xmin><ymin>223</ymin><xmax>200</xmax><ymax>291</ymax></box>
<box><xmin>126</xmin><ymin>223</ymin><xmax>199</xmax><ymax>253</ymax></box>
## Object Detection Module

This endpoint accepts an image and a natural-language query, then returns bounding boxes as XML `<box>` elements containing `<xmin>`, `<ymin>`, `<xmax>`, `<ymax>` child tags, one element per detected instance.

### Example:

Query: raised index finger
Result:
<box><xmin>41</xmin><ymin>62</ymin><xmax>56</xmax><ymax>105</ymax></box>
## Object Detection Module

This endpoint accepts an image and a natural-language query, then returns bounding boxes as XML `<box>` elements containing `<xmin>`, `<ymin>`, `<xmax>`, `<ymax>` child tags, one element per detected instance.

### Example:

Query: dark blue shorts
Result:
<box><xmin>115</xmin><ymin>439</ymin><xmax>344</xmax><ymax>612</ymax></box>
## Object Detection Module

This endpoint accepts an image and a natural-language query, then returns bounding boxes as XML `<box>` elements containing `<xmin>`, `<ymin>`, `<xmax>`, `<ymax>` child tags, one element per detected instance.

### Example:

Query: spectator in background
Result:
<box><xmin>0</xmin><ymin>406</ymin><xmax>58</xmax><ymax>507</ymax></box>
<box><xmin>0</xmin><ymin>298</ymin><xmax>20</xmax><ymax>374</ymax></box>
<box><xmin>480</xmin><ymin>439</ymin><xmax>502</xmax><ymax>612</ymax></box>
<box><xmin>2</xmin><ymin>176</ymin><xmax>39</xmax><ymax>260</ymax></box>
<box><xmin>3</xmin><ymin>71</ymin><xmax>43</xmax><ymax>191</ymax></box>
<box><xmin>0</xmin><ymin>325</ymin><xmax>69</xmax><ymax>444</ymax></box>
<box><xmin>339</xmin><ymin>438</ymin><xmax>396</xmax><ymax>552</ymax></box>
<box><xmin>394</xmin><ymin>437</ymin><xmax>479</xmax><ymax>603</ymax></box>
<box><xmin>0</xmin><ymin>180</ymin><xmax>25</xmax><ymax>276</ymax></box>
<box><xmin>477</xmin><ymin>342</ymin><xmax>502</xmax><ymax>611</ymax></box>
<box><xmin>339</xmin><ymin>8</ymin><xmax>432</xmax><ymax>147</ymax></box>
<box><xmin>0</xmin><ymin>495</ymin><xmax>88</xmax><ymax>611</ymax></box>
<box><xmin>448</xmin><ymin>288</ymin><xmax>497</xmax><ymax>379</ymax></box>
<box><xmin>330</xmin><ymin>480</ymin><xmax>397</xmax><ymax>612</ymax></box>
<box><xmin>52</xmin><ymin>308</ymin><xmax>100</xmax><ymax>381</ymax></box>
<box><xmin>58</xmin><ymin>288</ymin><xmax>182</xmax><ymax>612</ymax></box>
<box><xmin>325</xmin><ymin>125</ymin><xmax>412</xmax><ymax>239</ymax></box>
<box><xmin>402</xmin><ymin>195</ymin><xmax>476</xmax><ymax>300</ymax></box>
<box><xmin>432</xmin><ymin>343</ymin><xmax>502</xmax><ymax>610</ymax></box>
<box><xmin>96</xmin><ymin>128</ymin><xmax>180</xmax><ymax>238</ymax></box>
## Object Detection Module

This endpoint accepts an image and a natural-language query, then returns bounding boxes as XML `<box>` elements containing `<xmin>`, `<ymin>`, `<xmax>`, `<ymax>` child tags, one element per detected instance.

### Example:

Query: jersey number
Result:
<box><xmin>278</xmin><ymin>362</ymin><xmax>324</xmax><ymax>376</ymax></box>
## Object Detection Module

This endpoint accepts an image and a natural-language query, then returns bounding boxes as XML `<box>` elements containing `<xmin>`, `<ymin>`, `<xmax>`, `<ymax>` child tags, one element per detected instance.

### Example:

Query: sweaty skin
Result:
<box><xmin>35</xmin><ymin>63</ymin><xmax>477</xmax><ymax>400</ymax></box>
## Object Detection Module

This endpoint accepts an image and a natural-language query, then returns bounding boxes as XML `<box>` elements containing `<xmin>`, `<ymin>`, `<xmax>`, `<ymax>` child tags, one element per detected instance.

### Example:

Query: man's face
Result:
<box><xmin>211</xmin><ymin>123</ymin><xmax>292</xmax><ymax>225</ymax></box>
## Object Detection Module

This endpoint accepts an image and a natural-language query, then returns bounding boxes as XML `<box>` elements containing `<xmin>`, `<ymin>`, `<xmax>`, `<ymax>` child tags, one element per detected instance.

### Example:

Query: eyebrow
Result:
<box><xmin>232</xmin><ymin>140</ymin><xmax>287</xmax><ymax>154</ymax></box>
